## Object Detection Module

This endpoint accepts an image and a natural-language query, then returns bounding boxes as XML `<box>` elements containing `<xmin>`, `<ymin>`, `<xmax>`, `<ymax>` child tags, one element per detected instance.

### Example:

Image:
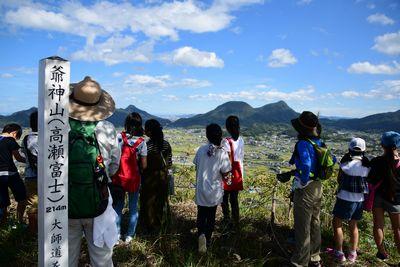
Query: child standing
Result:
<box><xmin>193</xmin><ymin>124</ymin><xmax>231</xmax><ymax>253</ymax></box>
<box><xmin>331</xmin><ymin>138</ymin><xmax>370</xmax><ymax>263</ymax></box>
<box><xmin>221</xmin><ymin>116</ymin><xmax>244</xmax><ymax>228</ymax></box>
<box><xmin>112</xmin><ymin>112</ymin><xmax>147</xmax><ymax>244</ymax></box>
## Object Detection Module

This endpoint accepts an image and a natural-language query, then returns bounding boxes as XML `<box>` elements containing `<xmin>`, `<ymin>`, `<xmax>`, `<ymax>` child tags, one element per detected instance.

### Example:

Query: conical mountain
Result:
<box><xmin>107</xmin><ymin>105</ymin><xmax>170</xmax><ymax>127</ymax></box>
<box><xmin>171</xmin><ymin>100</ymin><xmax>298</xmax><ymax>127</ymax></box>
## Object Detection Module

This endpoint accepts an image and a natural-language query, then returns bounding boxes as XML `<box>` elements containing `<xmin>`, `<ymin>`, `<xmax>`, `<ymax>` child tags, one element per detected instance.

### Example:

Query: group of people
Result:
<box><xmin>0</xmin><ymin>76</ymin><xmax>399</xmax><ymax>267</ymax></box>
<box><xmin>286</xmin><ymin>111</ymin><xmax>400</xmax><ymax>267</ymax></box>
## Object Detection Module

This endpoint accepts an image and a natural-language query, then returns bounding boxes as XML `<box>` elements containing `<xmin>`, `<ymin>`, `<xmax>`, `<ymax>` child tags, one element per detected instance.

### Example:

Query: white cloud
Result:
<box><xmin>297</xmin><ymin>0</ymin><xmax>312</xmax><ymax>5</ymax></box>
<box><xmin>372</xmin><ymin>31</ymin><xmax>400</xmax><ymax>56</ymax></box>
<box><xmin>255</xmin><ymin>84</ymin><xmax>269</xmax><ymax>89</ymax></box>
<box><xmin>341</xmin><ymin>90</ymin><xmax>360</xmax><ymax>98</ymax></box>
<box><xmin>161</xmin><ymin>46</ymin><xmax>224</xmax><ymax>68</ymax></box>
<box><xmin>123</xmin><ymin>74</ymin><xmax>212</xmax><ymax>94</ymax></box>
<box><xmin>5</xmin><ymin>0</ymin><xmax>263</xmax><ymax>42</ymax></box>
<box><xmin>189</xmin><ymin>86</ymin><xmax>315</xmax><ymax>101</ymax></box>
<box><xmin>125</xmin><ymin>74</ymin><xmax>170</xmax><ymax>88</ymax></box>
<box><xmin>230</xmin><ymin>26</ymin><xmax>242</xmax><ymax>34</ymax></box>
<box><xmin>4</xmin><ymin>1</ymin><xmax>263</xmax><ymax>65</ymax></box>
<box><xmin>340</xmin><ymin>80</ymin><xmax>400</xmax><ymax>100</ymax></box>
<box><xmin>112</xmin><ymin>72</ymin><xmax>125</xmax><ymax>77</ymax></box>
<box><xmin>179</xmin><ymin>78</ymin><xmax>212</xmax><ymax>88</ymax></box>
<box><xmin>71</xmin><ymin>35</ymin><xmax>153</xmax><ymax>65</ymax></box>
<box><xmin>367</xmin><ymin>13</ymin><xmax>395</xmax><ymax>25</ymax></box>
<box><xmin>268</xmin><ymin>48</ymin><xmax>297</xmax><ymax>68</ymax></box>
<box><xmin>347</xmin><ymin>61</ymin><xmax>400</xmax><ymax>75</ymax></box>
<box><xmin>163</xmin><ymin>94</ymin><xmax>179</xmax><ymax>101</ymax></box>
<box><xmin>0</xmin><ymin>73</ymin><xmax>14</xmax><ymax>78</ymax></box>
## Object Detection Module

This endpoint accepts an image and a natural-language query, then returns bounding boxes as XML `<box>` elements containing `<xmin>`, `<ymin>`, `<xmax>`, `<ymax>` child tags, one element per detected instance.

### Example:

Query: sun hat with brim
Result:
<box><xmin>291</xmin><ymin>111</ymin><xmax>320</xmax><ymax>137</ymax></box>
<box><xmin>381</xmin><ymin>131</ymin><xmax>400</xmax><ymax>148</ymax></box>
<box><xmin>69</xmin><ymin>76</ymin><xmax>115</xmax><ymax>122</ymax></box>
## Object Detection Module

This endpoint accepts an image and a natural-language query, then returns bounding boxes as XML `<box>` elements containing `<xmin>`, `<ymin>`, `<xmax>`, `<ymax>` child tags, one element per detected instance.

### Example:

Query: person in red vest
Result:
<box><xmin>221</xmin><ymin>116</ymin><xmax>244</xmax><ymax>229</ymax></box>
<box><xmin>111</xmin><ymin>112</ymin><xmax>147</xmax><ymax>244</ymax></box>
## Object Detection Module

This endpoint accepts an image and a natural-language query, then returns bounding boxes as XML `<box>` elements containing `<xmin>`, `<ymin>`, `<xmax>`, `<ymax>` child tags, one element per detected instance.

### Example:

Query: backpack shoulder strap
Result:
<box><xmin>121</xmin><ymin>132</ymin><xmax>129</xmax><ymax>146</ymax></box>
<box><xmin>226</xmin><ymin>137</ymin><xmax>235</xmax><ymax>163</ymax></box>
<box><xmin>132</xmin><ymin>137</ymin><xmax>144</xmax><ymax>150</ymax></box>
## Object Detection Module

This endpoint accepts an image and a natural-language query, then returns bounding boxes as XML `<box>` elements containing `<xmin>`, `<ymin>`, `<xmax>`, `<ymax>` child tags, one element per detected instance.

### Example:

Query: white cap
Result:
<box><xmin>349</xmin><ymin>137</ymin><xmax>366</xmax><ymax>152</ymax></box>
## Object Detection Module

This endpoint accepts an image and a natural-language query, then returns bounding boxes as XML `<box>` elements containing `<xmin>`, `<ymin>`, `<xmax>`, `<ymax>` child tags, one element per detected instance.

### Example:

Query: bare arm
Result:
<box><xmin>141</xmin><ymin>156</ymin><xmax>147</xmax><ymax>171</ymax></box>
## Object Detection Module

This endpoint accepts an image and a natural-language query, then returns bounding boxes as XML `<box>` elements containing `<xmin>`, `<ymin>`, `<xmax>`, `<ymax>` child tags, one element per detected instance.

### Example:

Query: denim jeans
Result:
<box><xmin>113</xmin><ymin>190</ymin><xmax>139</xmax><ymax>237</ymax></box>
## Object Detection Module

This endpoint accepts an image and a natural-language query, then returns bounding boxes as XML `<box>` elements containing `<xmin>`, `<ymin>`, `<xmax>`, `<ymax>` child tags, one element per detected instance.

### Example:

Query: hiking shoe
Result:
<box><xmin>376</xmin><ymin>251</ymin><xmax>389</xmax><ymax>260</ymax></box>
<box><xmin>198</xmin><ymin>234</ymin><xmax>207</xmax><ymax>253</ymax></box>
<box><xmin>347</xmin><ymin>251</ymin><xmax>357</xmax><ymax>263</ymax></box>
<box><xmin>125</xmin><ymin>236</ymin><xmax>133</xmax><ymax>244</ymax></box>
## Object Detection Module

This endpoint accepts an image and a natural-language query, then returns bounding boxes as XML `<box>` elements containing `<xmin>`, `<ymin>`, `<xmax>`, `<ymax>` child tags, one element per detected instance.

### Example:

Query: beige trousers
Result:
<box><xmin>291</xmin><ymin>180</ymin><xmax>322</xmax><ymax>267</ymax></box>
<box><xmin>68</xmin><ymin>218</ymin><xmax>113</xmax><ymax>267</ymax></box>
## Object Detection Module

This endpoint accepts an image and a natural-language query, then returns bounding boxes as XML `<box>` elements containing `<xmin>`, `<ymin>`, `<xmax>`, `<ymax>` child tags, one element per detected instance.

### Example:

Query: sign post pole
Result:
<box><xmin>38</xmin><ymin>56</ymin><xmax>69</xmax><ymax>267</ymax></box>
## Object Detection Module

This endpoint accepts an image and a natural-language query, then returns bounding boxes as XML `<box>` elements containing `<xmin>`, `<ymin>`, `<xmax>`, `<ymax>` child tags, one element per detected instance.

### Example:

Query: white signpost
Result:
<box><xmin>38</xmin><ymin>56</ymin><xmax>69</xmax><ymax>267</ymax></box>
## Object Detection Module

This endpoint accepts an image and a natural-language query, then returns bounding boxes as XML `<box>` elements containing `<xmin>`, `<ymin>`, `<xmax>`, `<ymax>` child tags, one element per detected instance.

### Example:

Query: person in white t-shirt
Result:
<box><xmin>330</xmin><ymin>138</ymin><xmax>370</xmax><ymax>263</ymax></box>
<box><xmin>221</xmin><ymin>116</ymin><xmax>244</xmax><ymax>228</ymax></box>
<box><xmin>193</xmin><ymin>123</ymin><xmax>231</xmax><ymax>253</ymax></box>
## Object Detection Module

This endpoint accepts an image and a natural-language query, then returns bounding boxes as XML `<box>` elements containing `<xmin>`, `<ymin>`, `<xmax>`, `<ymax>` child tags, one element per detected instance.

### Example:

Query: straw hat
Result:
<box><xmin>69</xmin><ymin>76</ymin><xmax>115</xmax><ymax>121</ymax></box>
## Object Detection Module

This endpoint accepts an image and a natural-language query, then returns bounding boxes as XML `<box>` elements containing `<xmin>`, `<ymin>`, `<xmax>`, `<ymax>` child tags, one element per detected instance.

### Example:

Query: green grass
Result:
<box><xmin>1</xmin><ymin>128</ymin><xmax>398</xmax><ymax>266</ymax></box>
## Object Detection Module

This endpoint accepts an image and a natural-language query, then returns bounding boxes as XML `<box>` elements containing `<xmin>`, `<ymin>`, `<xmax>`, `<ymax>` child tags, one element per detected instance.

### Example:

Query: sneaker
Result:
<box><xmin>347</xmin><ymin>251</ymin><xmax>357</xmax><ymax>263</ymax></box>
<box><xmin>327</xmin><ymin>248</ymin><xmax>346</xmax><ymax>263</ymax></box>
<box><xmin>125</xmin><ymin>236</ymin><xmax>133</xmax><ymax>244</ymax></box>
<box><xmin>198</xmin><ymin>234</ymin><xmax>207</xmax><ymax>253</ymax></box>
<box><xmin>376</xmin><ymin>251</ymin><xmax>389</xmax><ymax>260</ymax></box>
<box><xmin>115</xmin><ymin>234</ymin><xmax>123</xmax><ymax>246</ymax></box>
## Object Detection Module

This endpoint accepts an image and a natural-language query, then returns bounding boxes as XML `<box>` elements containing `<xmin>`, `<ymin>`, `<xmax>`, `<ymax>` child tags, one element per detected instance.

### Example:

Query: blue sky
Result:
<box><xmin>0</xmin><ymin>0</ymin><xmax>399</xmax><ymax>118</ymax></box>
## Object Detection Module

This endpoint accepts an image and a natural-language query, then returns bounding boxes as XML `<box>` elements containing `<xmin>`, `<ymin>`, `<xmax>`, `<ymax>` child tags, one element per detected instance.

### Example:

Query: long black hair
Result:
<box><xmin>226</xmin><ymin>115</ymin><xmax>240</xmax><ymax>141</ymax></box>
<box><xmin>145</xmin><ymin>119</ymin><xmax>164</xmax><ymax>151</ymax></box>
<box><xmin>383</xmin><ymin>145</ymin><xmax>398</xmax><ymax>197</ymax></box>
<box><xmin>125</xmin><ymin>112</ymin><xmax>144</xmax><ymax>136</ymax></box>
<box><xmin>30</xmin><ymin>111</ymin><xmax>38</xmax><ymax>132</ymax></box>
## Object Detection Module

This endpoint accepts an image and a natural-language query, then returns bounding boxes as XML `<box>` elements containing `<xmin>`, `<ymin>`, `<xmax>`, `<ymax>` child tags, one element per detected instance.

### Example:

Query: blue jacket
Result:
<box><xmin>289</xmin><ymin>138</ymin><xmax>322</xmax><ymax>185</ymax></box>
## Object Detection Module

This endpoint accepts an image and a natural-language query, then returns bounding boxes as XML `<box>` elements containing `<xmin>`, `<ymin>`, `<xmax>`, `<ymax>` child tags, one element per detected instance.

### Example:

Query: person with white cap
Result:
<box><xmin>68</xmin><ymin>76</ymin><xmax>121</xmax><ymax>267</ymax></box>
<box><xmin>369</xmin><ymin>131</ymin><xmax>400</xmax><ymax>262</ymax></box>
<box><xmin>329</xmin><ymin>137</ymin><xmax>370</xmax><ymax>263</ymax></box>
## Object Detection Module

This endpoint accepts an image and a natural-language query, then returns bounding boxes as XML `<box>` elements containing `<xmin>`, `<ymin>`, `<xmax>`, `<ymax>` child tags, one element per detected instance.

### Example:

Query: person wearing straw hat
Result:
<box><xmin>68</xmin><ymin>76</ymin><xmax>121</xmax><ymax>267</ymax></box>
<box><xmin>289</xmin><ymin>111</ymin><xmax>325</xmax><ymax>267</ymax></box>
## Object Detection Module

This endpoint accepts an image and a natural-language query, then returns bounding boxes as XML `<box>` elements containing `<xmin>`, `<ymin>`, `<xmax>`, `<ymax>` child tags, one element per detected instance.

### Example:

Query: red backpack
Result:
<box><xmin>223</xmin><ymin>137</ymin><xmax>244</xmax><ymax>191</ymax></box>
<box><xmin>112</xmin><ymin>132</ymin><xmax>144</xmax><ymax>192</ymax></box>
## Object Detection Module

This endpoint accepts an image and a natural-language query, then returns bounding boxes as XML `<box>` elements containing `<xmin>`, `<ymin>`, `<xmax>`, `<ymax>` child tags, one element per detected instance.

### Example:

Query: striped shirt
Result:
<box><xmin>146</xmin><ymin>139</ymin><xmax>172</xmax><ymax>167</ymax></box>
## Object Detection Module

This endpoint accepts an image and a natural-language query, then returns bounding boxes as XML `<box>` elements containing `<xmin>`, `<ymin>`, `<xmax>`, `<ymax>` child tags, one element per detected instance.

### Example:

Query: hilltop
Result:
<box><xmin>171</xmin><ymin>100</ymin><xmax>299</xmax><ymax>127</ymax></box>
<box><xmin>1</xmin><ymin>101</ymin><xmax>399</xmax><ymax>132</ymax></box>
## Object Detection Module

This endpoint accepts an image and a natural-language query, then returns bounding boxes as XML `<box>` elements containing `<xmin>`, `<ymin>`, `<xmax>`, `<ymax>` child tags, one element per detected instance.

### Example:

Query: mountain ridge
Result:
<box><xmin>1</xmin><ymin>102</ymin><xmax>399</xmax><ymax>132</ymax></box>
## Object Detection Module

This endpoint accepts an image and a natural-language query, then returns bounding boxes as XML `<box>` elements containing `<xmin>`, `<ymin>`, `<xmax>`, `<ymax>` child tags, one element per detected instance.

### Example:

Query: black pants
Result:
<box><xmin>197</xmin><ymin>205</ymin><xmax>217</xmax><ymax>244</ymax></box>
<box><xmin>221</xmin><ymin>190</ymin><xmax>239</xmax><ymax>223</ymax></box>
